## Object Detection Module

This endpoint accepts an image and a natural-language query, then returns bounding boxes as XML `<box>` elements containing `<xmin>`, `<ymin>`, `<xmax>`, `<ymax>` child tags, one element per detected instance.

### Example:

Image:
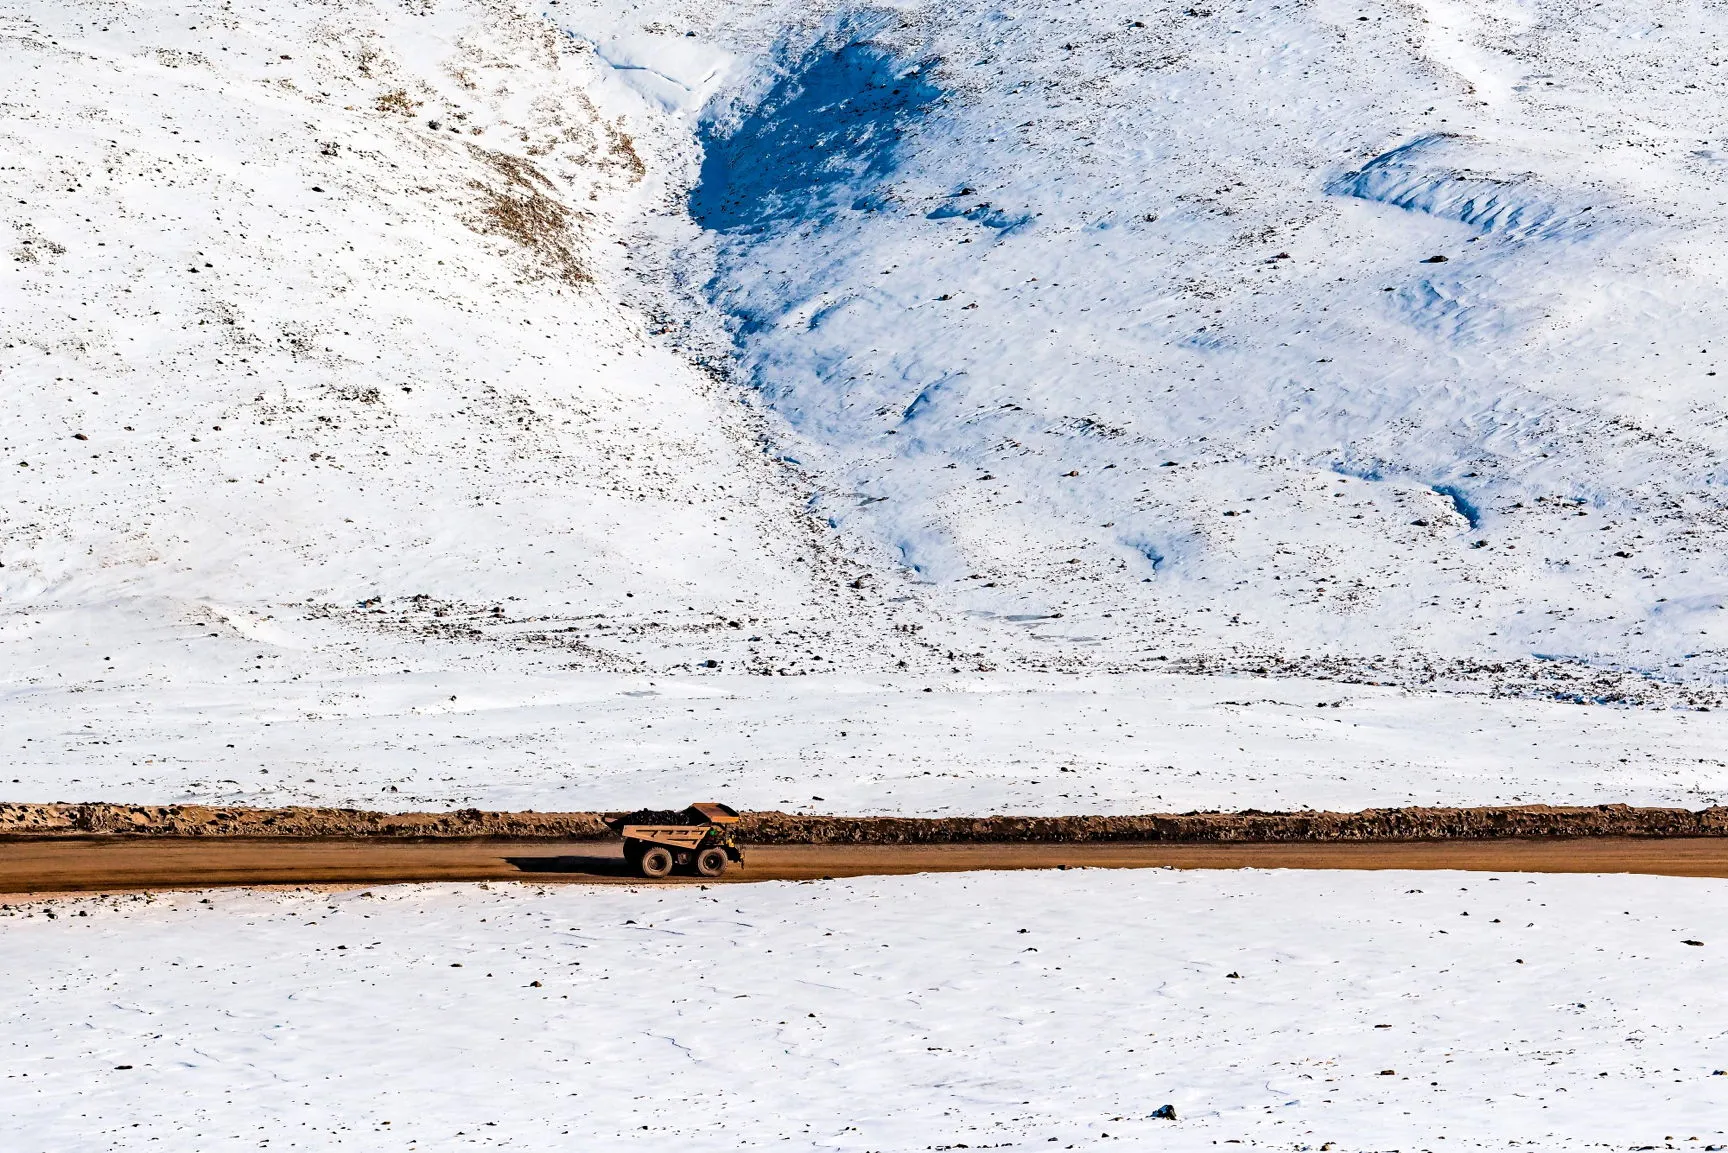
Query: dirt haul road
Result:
<box><xmin>4</xmin><ymin>838</ymin><xmax>1728</xmax><ymax>894</ymax></box>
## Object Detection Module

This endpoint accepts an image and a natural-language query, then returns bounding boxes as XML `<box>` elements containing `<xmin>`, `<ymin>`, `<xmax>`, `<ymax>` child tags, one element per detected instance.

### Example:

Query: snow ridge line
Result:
<box><xmin>2</xmin><ymin>803</ymin><xmax>1726</xmax><ymax>842</ymax></box>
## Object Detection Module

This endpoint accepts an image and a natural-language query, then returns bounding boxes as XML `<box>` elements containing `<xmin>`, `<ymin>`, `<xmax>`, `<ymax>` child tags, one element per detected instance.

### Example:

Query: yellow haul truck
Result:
<box><xmin>606</xmin><ymin>802</ymin><xmax>744</xmax><ymax>879</ymax></box>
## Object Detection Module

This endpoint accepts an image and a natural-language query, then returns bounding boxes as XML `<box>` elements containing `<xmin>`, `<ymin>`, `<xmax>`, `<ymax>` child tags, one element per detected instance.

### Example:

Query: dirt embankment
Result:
<box><xmin>744</xmin><ymin>805</ymin><xmax>1728</xmax><ymax>843</ymax></box>
<box><xmin>0</xmin><ymin>804</ymin><xmax>613</xmax><ymax>840</ymax></box>
<box><xmin>2</xmin><ymin>803</ymin><xmax>1727</xmax><ymax>842</ymax></box>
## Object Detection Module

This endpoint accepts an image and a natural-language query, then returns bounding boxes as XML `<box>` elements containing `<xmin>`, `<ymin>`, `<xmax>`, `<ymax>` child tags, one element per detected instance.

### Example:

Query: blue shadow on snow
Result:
<box><xmin>689</xmin><ymin>29</ymin><xmax>942</xmax><ymax>234</ymax></box>
<box><xmin>1431</xmin><ymin>483</ymin><xmax>1482</xmax><ymax>529</ymax></box>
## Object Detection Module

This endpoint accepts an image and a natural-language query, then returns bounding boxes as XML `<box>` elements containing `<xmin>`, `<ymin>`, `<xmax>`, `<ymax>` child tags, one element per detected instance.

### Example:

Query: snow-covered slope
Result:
<box><xmin>608</xmin><ymin>0</ymin><xmax>1728</xmax><ymax>680</ymax></box>
<box><xmin>10</xmin><ymin>0</ymin><xmax>1728</xmax><ymax>813</ymax></box>
<box><xmin>0</xmin><ymin>0</ymin><xmax>931</xmax><ymax>688</ymax></box>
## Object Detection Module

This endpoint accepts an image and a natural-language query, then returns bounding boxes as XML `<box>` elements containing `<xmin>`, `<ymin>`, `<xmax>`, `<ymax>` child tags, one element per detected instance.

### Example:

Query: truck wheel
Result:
<box><xmin>695</xmin><ymin>848</ymin><xmax>728</xmax><ymax>878</ymax></box>
<box><xmin>639</xmin><ymin>846</ymin><xmax>673</xmax><ymax>879</ymax></box>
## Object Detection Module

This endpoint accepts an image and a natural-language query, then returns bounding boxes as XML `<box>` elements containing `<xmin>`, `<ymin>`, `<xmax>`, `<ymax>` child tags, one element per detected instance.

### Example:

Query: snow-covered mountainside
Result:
<box><xmin>615</xmin><ymin>0</ymin><xmax>1728</xmax><ymax>681</ymax></box>
<box><xmin>8</xmin><ymin>0</ymin><xmax>1728</xmax><ymax>810</ymax></box>
<box><xmin>0</xmin><ymin>0</ymin><xmax>932</xmax><ymax>689</ymax></box>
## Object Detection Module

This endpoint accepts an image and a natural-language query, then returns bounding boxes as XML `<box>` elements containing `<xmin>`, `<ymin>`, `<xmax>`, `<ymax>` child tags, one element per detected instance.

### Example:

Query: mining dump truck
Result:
<box><xmin>606</xmin><ymin>802</ymin><xmax>744</xmax><ymax>879</ymax></box>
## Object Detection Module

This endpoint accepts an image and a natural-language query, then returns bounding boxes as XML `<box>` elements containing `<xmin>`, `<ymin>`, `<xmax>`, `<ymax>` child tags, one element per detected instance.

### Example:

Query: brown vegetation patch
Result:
<box><xmin>469</xmin><ymin>146</ymin><xmax>587</xmax><ymax>285</ymax></box>
<box><xmin>605</xmin><ymin>122</ymin><xmax>645</xmax><ymax>182</ymax></box>
<box><xmin>374</xmin><ymin>88</ymin><xmax>418</xmax><ymax>116</ymax></box>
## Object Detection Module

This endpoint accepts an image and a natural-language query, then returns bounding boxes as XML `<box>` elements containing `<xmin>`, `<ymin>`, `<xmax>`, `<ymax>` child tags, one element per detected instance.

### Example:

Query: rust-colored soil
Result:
<box><xmin>4</xmin><ymin>837</ymin><xmax>1728</xmax><ymax>895</ymax></box>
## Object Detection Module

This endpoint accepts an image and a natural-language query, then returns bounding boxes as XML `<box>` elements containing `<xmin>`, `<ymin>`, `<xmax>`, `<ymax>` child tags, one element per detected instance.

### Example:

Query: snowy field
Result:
<box><xmin>4</xmin><ymin>868</ymin><xmax>1728</xmax><ymax>1151</ymax></box>
<box><xmin>6</xmin><ymin>663</ymin><xmax>1728</xmax><ymax>814</ymax></box>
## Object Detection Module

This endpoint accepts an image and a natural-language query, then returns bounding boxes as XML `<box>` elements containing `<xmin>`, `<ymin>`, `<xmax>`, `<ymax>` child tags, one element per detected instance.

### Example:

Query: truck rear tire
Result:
<box><xmin>695</xmin><ymin>848</ymin><xmax>728</xmax><ymax>877</ymax></box>
<box><xmin>639</xmin><ymin>846</ymin><xmax>674</xmax><ymax>879</ymax></box>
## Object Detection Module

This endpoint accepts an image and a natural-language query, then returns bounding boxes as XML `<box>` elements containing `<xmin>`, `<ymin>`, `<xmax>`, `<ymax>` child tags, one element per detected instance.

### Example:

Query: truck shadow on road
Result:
<box><xmin>502</xmin><ymin>852</ymin><xmax>633</xmax><ymax>878</ymax></box>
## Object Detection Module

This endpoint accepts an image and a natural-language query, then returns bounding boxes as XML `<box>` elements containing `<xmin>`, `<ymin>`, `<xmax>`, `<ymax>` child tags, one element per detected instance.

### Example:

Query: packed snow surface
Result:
<box><xmin>5</xmin><ymin>869</ymin><xmax>1728</xmax><ymax>1151</ymax></box>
